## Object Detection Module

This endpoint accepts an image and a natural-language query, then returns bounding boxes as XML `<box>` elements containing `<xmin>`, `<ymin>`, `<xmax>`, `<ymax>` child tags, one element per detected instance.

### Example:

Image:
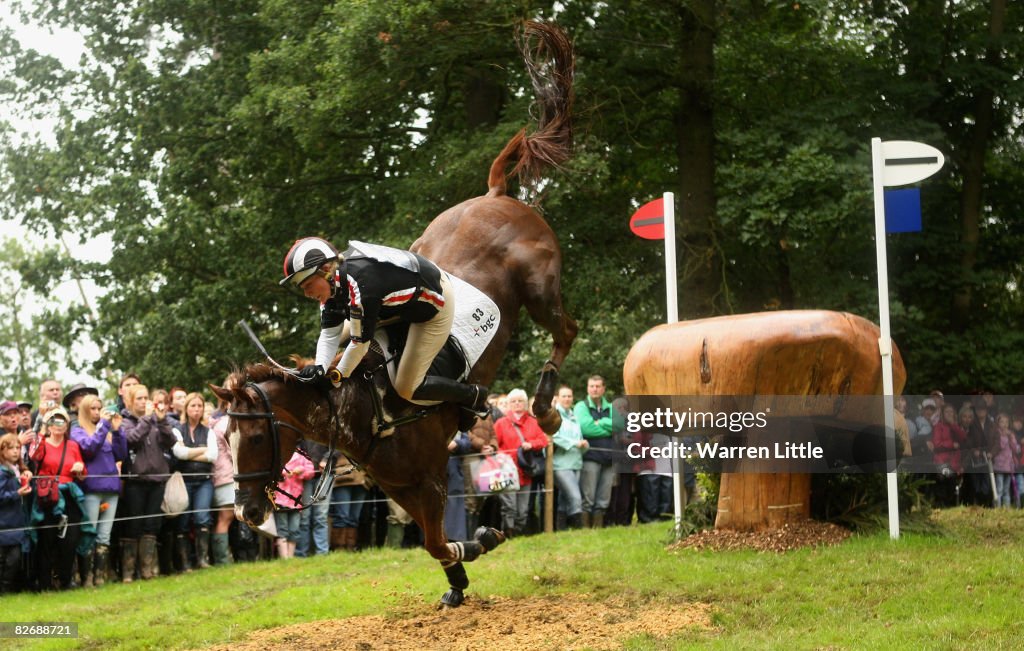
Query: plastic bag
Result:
<box><xmin>161</xmin><ymin>471</ymin><xmax>189</xmax><ymax>516</ymax></box>
<box><xmin>470</xmin><ymin>452</ymin><xmax>520</xmax><ymax>494</ymax></box>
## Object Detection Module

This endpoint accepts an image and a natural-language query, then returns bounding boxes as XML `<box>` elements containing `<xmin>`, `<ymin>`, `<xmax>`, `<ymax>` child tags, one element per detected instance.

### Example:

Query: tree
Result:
<box><xmin>0</xmin><ymin>236</ymin><xmax>67</xmax><ymax>399</ymax></box>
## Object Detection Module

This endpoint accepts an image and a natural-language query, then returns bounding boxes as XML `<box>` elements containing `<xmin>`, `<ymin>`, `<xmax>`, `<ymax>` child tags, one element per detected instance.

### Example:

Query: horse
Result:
<box><xmin>211</xmin><ymin>21</ymin><xmax>577</xmax><ymax>608</ymax></box>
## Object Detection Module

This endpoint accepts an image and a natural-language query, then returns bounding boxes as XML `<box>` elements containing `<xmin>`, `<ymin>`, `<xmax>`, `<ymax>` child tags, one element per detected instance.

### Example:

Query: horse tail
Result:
<box><xmin>486</xmin><ymin>21</ymin><xmax>575</xmax><ymax>198</ymax></box>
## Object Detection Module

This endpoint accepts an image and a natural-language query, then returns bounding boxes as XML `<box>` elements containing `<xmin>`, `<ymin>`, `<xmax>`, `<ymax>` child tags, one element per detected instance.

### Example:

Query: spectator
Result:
<box><xmin>931</xmin><ymin>403</ymin><xmax>967</xmax><ymax>506</ymax></box>
<box><xmin>634</xmin><ymin>431</ymin><xmax>674</xmax><ymax>523</ymax></box>
<box><xmin>70</xmin><ymin>395</ymin><xmax>127</xmax><ymax>587</ymax></box>
<box><xmin>294</xmin><ymin>439</ymin><xmax>331</xmax><ymax>558</ymax></box>
<box><xmin>990</xmin><ymin>414</ymin><xmax>1020</xmax><ymax>508</ymax></box>
<box><xmin>329</xmin><ymin>461</ymin><xmax>368</xmax><ymax>552</ymax></box>
<box><xmin>31</xmin><ymin>380</ymin><xmax>63</xmax><ymax>429</ymax></box>
<box><xmin>1</xmin><ymin>401</ymin><xmax>20</xmax><ymax>438</ymax></box>
<box><xmin>551</xmin><ymin>386</ymin><xmax>586</xmax><ymax>530</ymax></box>
<box><xmin>911</xmin><ymin>399</ymin><xmax>936</xmax><ymax>456</ymax></box>
<box><xmin>61</xmin><ymin>384</ymin><xmax>98</xmax><ymax>430</ymax></box>
<box><xmin>486</xmin><ymin>394</ymin><xmax>504</xmax><ymax>421</ymax></box>
<box><xmin>16</xmin><ymin>402</ymin><xmax>33</xmax><ymax>433</ymax></box>
<box><xmin>494</xmin><ymin>388</ymin><xmax>547</xmax><ymax>537</ymax></box>
<box><xmin>273</xmin><ymin>450</ymin><xmax>314</xmax><ymax>559</ymax></box>
<box><xmin>114</xmin><ymin>373</ymin><xmax>140</xmax><ymax>413</ymax></box>
<box><xmin>965</xmin><ymin>398</ymin><xmax>995</xmax><ymax>506</ymax></box>
<box><xmin>207</xmin><ymin>406</ymin><xmax>235</xmax><ymax>565</ymax></box>
<box><xmin>168</xmin><ymin>387</ymin><xmax>188</xmax><ymax>423</ymax></box>
<box><xmin>1</xmin><ymin>433</ymin><xmax>32</xmax><ymax>594</ymax></box>
<box><xmin>463</xmin><ymin>417</ymin><xmax>499</xmax><ymax>534</ymax></box>
<box><xmin>170</xmin><ymin>392</ymin><xmax>217</xmax><ymax>570</ymax></box>
<box><xmin>385</xmin><ymin>498</ymin><xmax>414</xmax><ymax>549</ymax></box>
<box><xmin>444</xmin><ymin>431</ymin><xmax>474</xmax><ymax>541</ymax></box>
<box><xmin>1013</xmin><ymin>416</ymin><xmax>1024</xmax><ymax>509</ymax></box>
<box><xmin>574</xmin><ymin>375</ymin><xmax>621</xmax><ymax>528</ymax></box>
<box><xmin>29</xmin><ymin>407</ymin><xmax>87</xmax><ymax>590</ymax></box>
<box><xmin>893</xmin><ymin>396</ymin><xmax>912</xmax><ymax>457</ymax></box>
<box><xmin>120</xmin><ymin>384</ymin><xmax>175</xmax><ymax>582</ymax></box>
<box><xmin>607</xmin><ymin>396</ymin><xmax>636</xmax><ymax>526</ymax></box>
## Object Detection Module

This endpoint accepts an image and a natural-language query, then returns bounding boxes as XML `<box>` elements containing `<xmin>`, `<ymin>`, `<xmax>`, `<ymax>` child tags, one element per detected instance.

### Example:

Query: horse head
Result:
<box><xmin>210</xmin><ymin>364</ymin><xmax>328</xmax><ymax>528</ymax></box>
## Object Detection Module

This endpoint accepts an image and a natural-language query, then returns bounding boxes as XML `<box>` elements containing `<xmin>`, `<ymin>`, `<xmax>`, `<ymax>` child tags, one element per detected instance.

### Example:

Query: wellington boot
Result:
<box><xmin>581</xmin><ymin>512</ymin><xmax>591</xmax><ymax>529</ymax></box>
<box><xmin>120</xmin><ymin>539</ymin><xmax>138</xmax><ymax>583</ymax></box>
<box><xmin>211</xmin><ymin>533</ymin><xmax>233</xmax><ymax>565</ymax></box>
<box><xmin>330</xmin><ymin>527</ymin><xmax>346</xmax><ymax>551</ymax></box>
<box><xmin>342</xmin><ymin>527</ymin><xmax>359</xmax><ymax>552</ymax></box>
<box><xmin>386</xmin><ymin>523</ymin><xmax>405</xmax><ymax>549</ymax></box>
<box><xmin>173</xmin><ymin>534</ymin><xmax>191</xmax><ymax>573</ymax></box>
<box><xmin>567</xmin><ymin>513</ymin><xmax>583</xmax><ymax>529</ymax></box>
<box><xmin>77</xmin><ymin>552</ymin><xmax>94</xmax><ymax>588</ymax></box>
<box><xmin>94</xmin><ymin>544</ymin><xmax>109</xmax><ymax>587</ymax></box>
<box><xmin>195</xmin><ymin>528</ymin><xmax>211</xmax><ymax>569</ymax></box>
<box><xmin>591</xmin><ymin>510</ymin><xmax>605</xmax><ymax>529</ymax></box>
<box><xmin>139</xmin><ymin>535</ymin><xmax>159</xmax><ymax>580</ymax></box>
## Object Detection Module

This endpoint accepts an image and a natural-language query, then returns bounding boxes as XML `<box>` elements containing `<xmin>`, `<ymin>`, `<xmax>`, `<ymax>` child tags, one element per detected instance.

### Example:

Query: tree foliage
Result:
<box><xmin>0</xmin><ymin>0</ymin><xmax>1021</xmax><ymax>397</ymax></box>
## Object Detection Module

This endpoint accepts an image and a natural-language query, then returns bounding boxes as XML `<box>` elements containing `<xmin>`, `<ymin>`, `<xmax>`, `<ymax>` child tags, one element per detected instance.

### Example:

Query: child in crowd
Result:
<box><xmin>273</xmin><ymin>450</ymin><xmax>314</xmax><ymax>559</ymax></box>
<box><xmin>0</xmin><ymin>433</ymin><xmax>33</xmax><ymax>593</ymax></box>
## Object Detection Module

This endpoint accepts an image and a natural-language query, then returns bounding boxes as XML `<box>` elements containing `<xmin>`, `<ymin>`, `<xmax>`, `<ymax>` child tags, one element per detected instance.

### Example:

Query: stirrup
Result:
<box><xmin>468</xmin><ymin>385</ymin><xmax>489</xmax><ymax>416</ymax></box>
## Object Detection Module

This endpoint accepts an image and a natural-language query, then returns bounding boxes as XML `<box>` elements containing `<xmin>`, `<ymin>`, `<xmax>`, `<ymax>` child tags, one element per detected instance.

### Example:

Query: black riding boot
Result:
<box><xmin>413</xmin><ymin>377</ymin><xmax>489</xmax><ymax>431</ymax></box>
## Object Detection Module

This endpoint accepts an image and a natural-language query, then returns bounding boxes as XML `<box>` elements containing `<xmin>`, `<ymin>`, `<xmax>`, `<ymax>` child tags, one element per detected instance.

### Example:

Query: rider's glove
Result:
<box><xmin>297</xmin><ymin>364</ymin><xmax>326</xmax><ymax>381</ymax></box>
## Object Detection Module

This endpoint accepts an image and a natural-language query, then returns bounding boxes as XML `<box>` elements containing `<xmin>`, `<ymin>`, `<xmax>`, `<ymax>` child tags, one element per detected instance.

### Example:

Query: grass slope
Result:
<box><xmin>2</xmin><ymin>507</ymin><xmax>1022</xmax><ymax>650</ymax></box>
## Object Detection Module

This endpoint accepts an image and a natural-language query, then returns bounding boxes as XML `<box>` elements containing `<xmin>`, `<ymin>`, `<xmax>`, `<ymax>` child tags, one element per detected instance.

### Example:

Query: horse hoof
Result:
<box><xmin>440</xmin><ymin>588</ymin><xmax>465</xmax><ymax>608</ymax></box>
<box><xmin>474</xmin><ymin>526</ymin><xmax>505</xmax><ymax>551</ymax></box>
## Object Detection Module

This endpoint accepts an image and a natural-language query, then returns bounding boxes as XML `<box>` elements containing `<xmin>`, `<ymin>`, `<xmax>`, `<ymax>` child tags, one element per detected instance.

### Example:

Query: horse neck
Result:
<box><xmin>325</xmin><ymin>370</ymin><xmax>386</xmax><ymax>461</ymax></box>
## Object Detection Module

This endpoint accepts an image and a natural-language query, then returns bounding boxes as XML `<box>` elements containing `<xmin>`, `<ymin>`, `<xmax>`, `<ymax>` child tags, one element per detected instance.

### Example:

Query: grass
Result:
<box><xmin>2</xmin><ymin>507</ymin><xmax>1023</xmax><ymax>649</ymax></box>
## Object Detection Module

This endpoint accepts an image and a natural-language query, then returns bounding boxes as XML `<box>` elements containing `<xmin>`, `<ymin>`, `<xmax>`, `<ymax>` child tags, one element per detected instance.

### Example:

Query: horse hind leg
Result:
<box><xmin>521</xmin><ymin>256</ymin><xmax>578</xmax><ymax>429</ymax></box>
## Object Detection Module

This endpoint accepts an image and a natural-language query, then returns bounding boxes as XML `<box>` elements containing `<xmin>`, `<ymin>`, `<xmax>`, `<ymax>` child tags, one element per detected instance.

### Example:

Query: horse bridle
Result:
<box><xmin>228</xmin><ymin>381</ymin><xmax>334</xmax><ymax>511</ymax></box>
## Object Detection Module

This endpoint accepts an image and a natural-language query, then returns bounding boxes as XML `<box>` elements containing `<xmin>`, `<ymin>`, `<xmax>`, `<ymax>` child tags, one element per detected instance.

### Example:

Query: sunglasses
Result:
<box><xmin>48</xmin><ymin>418</ymin><xmax>68</xmax><ymax>427</ymax></box>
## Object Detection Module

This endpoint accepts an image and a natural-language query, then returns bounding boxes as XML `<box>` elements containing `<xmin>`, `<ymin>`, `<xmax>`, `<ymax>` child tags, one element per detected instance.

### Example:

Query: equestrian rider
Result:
<box><xmin>281</xmin><ymin>237</ymin><xmax>489</xmax><ymax>421</ymax></box>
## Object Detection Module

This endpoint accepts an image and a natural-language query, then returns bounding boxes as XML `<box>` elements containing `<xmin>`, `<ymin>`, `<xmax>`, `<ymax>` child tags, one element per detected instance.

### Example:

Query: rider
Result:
<box><xmin>281</xmin><ymin>237</ymin><xmax>489</xmax><ymax>423</ymax></box>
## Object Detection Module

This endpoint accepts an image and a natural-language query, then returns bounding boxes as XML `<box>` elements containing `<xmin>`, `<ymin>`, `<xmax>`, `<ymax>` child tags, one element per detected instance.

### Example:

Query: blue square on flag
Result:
<box><xmin>884</xmin><ymin>188</ymin><xmax>922</xmax><ymax>233</ymax></box>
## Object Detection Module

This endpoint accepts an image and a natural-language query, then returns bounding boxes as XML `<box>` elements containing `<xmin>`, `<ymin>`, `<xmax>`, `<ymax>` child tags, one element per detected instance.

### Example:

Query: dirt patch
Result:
<box><xmin>670</xmin><ymin>520</ymin><xmax>852</xmax><ymax>553</ymax></box>
<box><xmin>206</xmin><ymin>594</ymin><xmax>712</xmax><ymax>651</ymax></box>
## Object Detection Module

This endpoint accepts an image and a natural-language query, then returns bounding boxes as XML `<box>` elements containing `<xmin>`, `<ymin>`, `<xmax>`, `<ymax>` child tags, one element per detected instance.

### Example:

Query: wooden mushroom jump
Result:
<box><xmin>623</xmin><ymin>310</ymin><xmax>905</xmax><ymax>532</ymax></box>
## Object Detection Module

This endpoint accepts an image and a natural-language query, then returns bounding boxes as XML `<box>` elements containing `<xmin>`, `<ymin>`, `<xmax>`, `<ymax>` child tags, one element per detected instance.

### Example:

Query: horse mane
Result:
<box><xmin>486</xmin><ymin>21</ymin><xmax>575</xmax><ymax>198</ymax></box>
<box><xmin>225</xmin><ymin>350</ymin><xmax>373</xmax><ymax>403</ymax></box>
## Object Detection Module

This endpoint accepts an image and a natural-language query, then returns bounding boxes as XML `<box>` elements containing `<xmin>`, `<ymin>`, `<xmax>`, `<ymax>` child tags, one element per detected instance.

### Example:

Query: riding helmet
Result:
<box><xmin>280</xmin><ymin>237</ymin><xmax>339</xmax><ymax>286</ymax></box>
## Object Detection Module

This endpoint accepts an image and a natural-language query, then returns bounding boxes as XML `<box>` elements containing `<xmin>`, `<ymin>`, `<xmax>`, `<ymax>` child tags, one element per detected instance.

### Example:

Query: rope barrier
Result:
<box><xmin>0</xmin><ymin>484</ymin><xmax>557</xmax><ymax>536</ymax></box>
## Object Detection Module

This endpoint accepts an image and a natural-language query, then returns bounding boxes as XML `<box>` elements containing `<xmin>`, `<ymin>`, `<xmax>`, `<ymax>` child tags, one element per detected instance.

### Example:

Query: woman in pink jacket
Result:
<box><xmin>273</xmin><ymin>450</ymin><xmax>314</xmax><ymax>559</ymax></box>
<box><xmin>990</xmin><ymin>414</ymin><xmax>1021</xmax><ymax>508</ymax></box>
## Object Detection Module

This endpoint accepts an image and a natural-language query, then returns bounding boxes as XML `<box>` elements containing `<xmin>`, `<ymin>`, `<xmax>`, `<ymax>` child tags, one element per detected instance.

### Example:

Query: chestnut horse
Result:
<box><xmin>212</xmin><ymin>22</ymin><xmax>577</xmax><ymax>607</ymax></box>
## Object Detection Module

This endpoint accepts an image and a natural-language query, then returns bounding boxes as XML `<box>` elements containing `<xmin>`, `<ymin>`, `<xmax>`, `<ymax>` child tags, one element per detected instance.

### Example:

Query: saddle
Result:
<box><xmin>364</xmin><ymin>271</ymin><xmax>501</xmax><ymax>406</ymax></box>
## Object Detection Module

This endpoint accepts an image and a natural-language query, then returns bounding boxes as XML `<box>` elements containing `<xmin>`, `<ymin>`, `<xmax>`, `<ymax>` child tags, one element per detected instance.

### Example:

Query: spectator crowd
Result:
<box><xmin>2</xmin><ymin>372</ymin><xmax>1016</xmax><ymax>596</ymax></box>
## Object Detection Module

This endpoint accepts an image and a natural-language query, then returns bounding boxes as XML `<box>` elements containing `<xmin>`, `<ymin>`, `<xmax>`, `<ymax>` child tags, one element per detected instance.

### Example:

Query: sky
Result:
<box><xmin>1</xmin><ymin>5</ymin><xmax>111</xmax><ymax>392</ymax></box>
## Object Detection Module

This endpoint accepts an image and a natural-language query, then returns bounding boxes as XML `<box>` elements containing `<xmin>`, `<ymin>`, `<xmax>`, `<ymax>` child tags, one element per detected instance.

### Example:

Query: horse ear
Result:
<box><xmin>209</xmin><ymin>384</ymin><xmax>234</xmax><ymax>403</ymax></box>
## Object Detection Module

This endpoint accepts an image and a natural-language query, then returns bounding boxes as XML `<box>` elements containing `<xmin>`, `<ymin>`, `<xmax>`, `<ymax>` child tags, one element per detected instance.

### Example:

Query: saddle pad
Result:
<box><xmin>374</xmin><ymin>270</ymin><xmax>501</xmax><ymax>404</ymax></box>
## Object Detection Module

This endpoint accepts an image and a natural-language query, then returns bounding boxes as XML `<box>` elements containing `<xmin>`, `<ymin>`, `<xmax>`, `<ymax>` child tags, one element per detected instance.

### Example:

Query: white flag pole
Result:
<box><xmin>663</xmin><ymin>192</ymin><xmax>684</xmax><ymax>532</ymax></box>
<box><xmin>664</xmin><ymin>192</ymin><xmax>678</xmax><ymax>324</ymax></box>
<box><xmin>871</xmin><ymin>138</ymin><xmax>900</xmax><ymax>540</ymax></box>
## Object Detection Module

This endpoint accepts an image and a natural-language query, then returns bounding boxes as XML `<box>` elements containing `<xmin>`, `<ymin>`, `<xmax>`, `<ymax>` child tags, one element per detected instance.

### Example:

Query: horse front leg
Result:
<box><xmin>390</xmin><ymin>486</ymin><xmax>506</xmax><ymax>608</ymax></box>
